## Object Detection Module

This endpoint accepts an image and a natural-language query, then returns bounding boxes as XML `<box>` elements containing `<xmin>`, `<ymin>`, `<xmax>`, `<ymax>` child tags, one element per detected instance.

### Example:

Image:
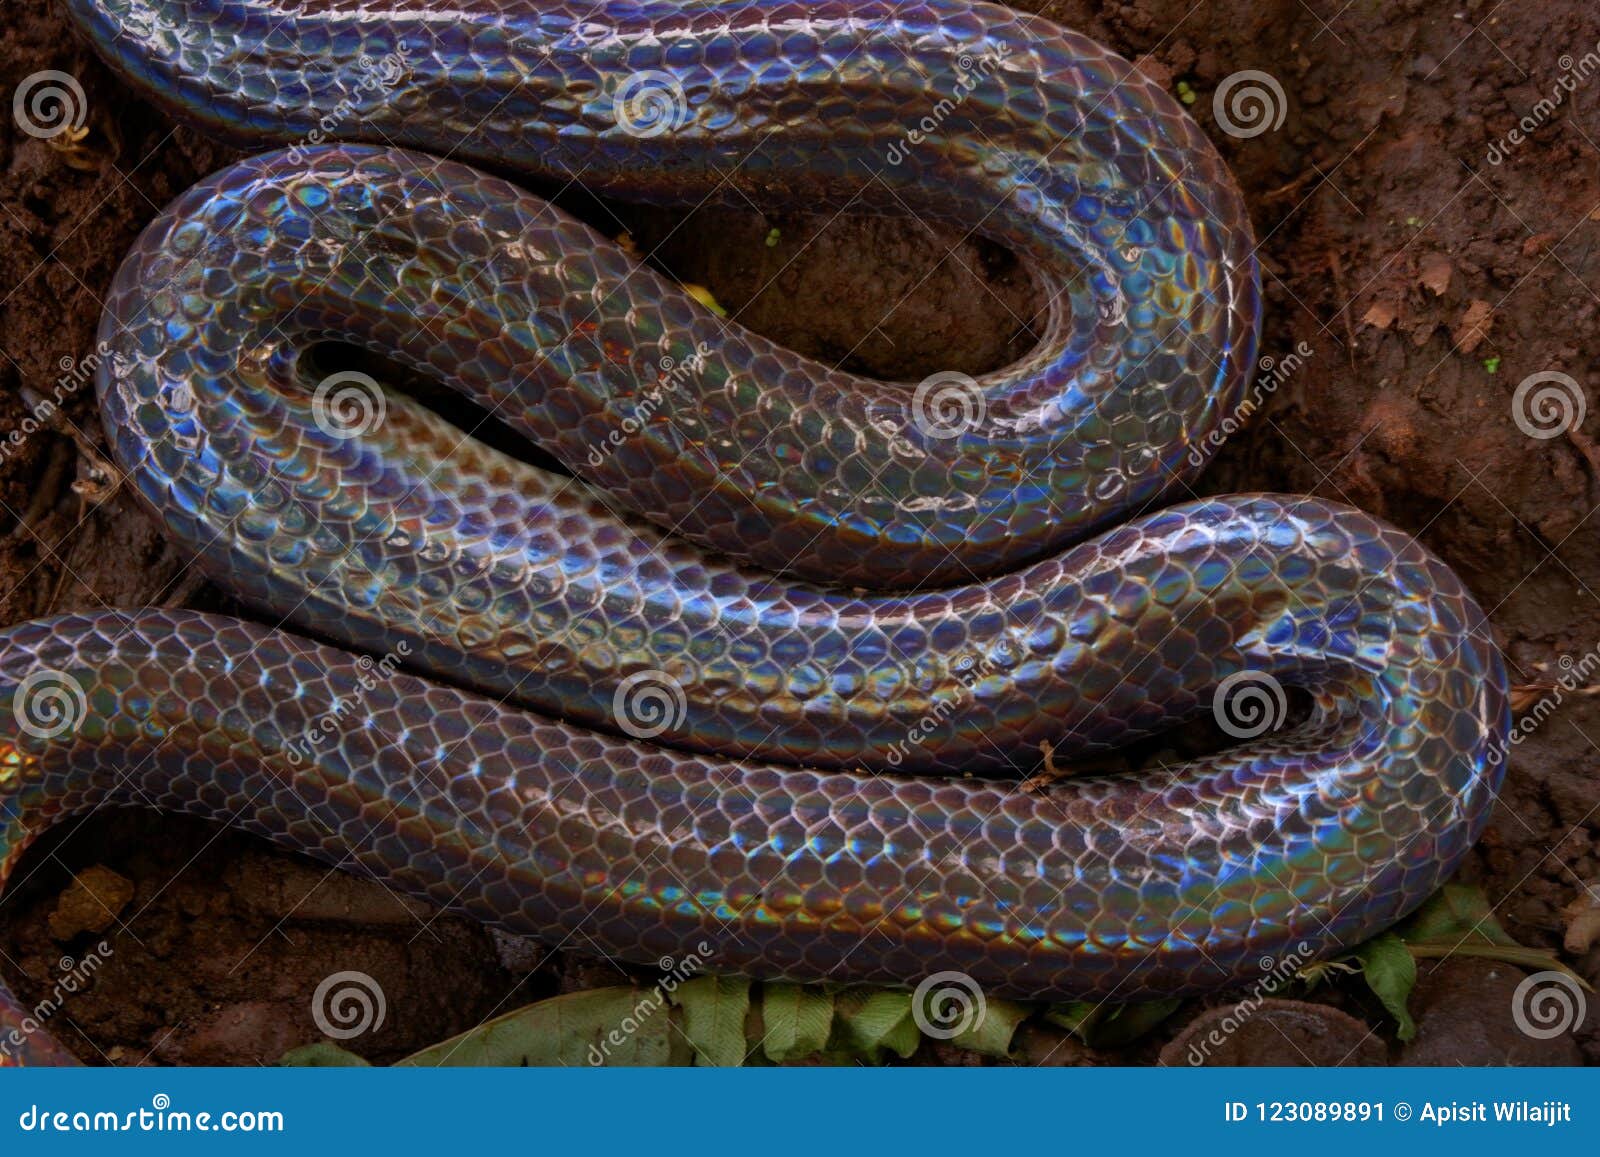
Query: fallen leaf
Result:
<box><xmin>672</xmin><ymin>975</ymin><xmax>752</xmax><ymax>1067</ymax></box>
<box><xmin>398</xmin><ymin>986</ymin><xmax>693</xmax><ymax>1066</ymax></box>
<box><xmin>1561</xmin><ymin>882</ymin><xmax>1600</xmax><ymax>954</ymax></box>
<box><xmin>1418</xmin><ymin>252</ymin><xmax>1452</xmax><ymax>296</ymax></box>
<box><xmin>1452</xmin><ymin>299</ymin><xmax>1494</xmax><ymax>353</ymax></box>
<box><xmin>760</xmin><ymin>983</ymin><xmax>835</xmax><ymax>1063</ymax></box>
<box><xmin>1355</xmin><ymin>932</ymin><xmax>1418</xmax><ymax>1040</ymax></box>
<box><xmin>1360</xmin><ymin>300</ymin><xmax>1398</xmax><ymax>330</ymax></box>
<box><xmin>278</xmin><ymin>1042</ymin><xmax>370</xmax><ymax>1067</ymax></box>
<box><xmin>1045</xmin><ymin>998</ymin><xmax>1183</xmax><ymax>1048</ymax></box>
<box><xmin>1510</xmin><ymin>682</ymin><xmax>1554</xmax><ymax>714</ymax></box>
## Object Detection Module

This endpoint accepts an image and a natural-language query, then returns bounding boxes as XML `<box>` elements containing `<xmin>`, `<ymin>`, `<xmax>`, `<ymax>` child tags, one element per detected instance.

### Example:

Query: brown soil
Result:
<box><xmin>2</xmin><ymin>0</ymin><xmax>1599</xmax><ymax>1065</ymax></box>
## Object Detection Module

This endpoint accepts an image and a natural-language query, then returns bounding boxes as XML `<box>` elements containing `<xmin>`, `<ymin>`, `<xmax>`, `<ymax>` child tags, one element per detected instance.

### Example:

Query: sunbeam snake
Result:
<box><xmin>0</xmin><ymin>0</ymin><xmax>1507</xmax><ymax>1064</ymax></box>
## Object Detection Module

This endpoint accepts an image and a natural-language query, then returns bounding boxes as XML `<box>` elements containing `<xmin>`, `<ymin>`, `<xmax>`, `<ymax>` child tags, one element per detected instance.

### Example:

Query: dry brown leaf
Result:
<box><xmin>1418</xmin><ymin>252</ymin><xmax>1452</xmax><ymax>296</ymax></box>
<box><xmin>1561</xmin><ymin>882</ymin><xmax>1600</xmax><ymax>954</ymax></box>
<box><xmin>1508</xmin><ymin>683</ymin><xmax>1554</xmax><ymax>714</ymax></box>
<box><xmin>1360</xmin><ymin>300</ymin><xmax>1398</xmax><ymax>330</ymax></box>
<box><xmin>1452</xmin><ymin>299</ymin><xmax>1494</xmax><ymax>353</ymax></box>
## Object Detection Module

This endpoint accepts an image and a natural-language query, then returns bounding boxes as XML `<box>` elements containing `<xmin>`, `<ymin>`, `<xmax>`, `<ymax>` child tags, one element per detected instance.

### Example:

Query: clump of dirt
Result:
<box><xmin>3</xmin><ymin>0</ymin><xmax>1599</xmax><ymax>1065</ymax></box>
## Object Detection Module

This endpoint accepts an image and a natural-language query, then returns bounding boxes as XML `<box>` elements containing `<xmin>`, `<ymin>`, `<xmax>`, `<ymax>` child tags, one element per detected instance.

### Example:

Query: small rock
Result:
<box><xmin>1160</xmin><ymin>999</ymin><xmax>1385</xmax><ymax>1066</ymax></box>
<box><xmin>1408</xmin><ymin>54</ymin><xmax>1439</xmax><ymax>78</ymax></box>
<box><xmin>490</xmin><ymin>927</ymin><xmax>549</xmax><ymax>973</ymax></box>
<box><xmin>48</xmin><ymin>865</ymin><xmax>135</xmax><ymax>940</ymax></box>
<box><xmin>1400</xmin><ymin>959</ymin><xmax>1586</xmax><ymax>1065</ymax></box>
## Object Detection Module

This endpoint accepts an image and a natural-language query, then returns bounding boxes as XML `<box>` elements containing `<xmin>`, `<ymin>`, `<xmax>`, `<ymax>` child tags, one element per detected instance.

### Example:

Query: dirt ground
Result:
<box><xmin>2</xmin><ymin>0</ymin><xmax>1600</xmax><ymax>1066</ymax></box>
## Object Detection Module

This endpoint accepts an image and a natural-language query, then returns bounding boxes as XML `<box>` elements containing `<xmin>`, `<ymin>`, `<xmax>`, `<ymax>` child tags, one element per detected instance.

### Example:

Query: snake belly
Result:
<box><xmin>0</xmin><ymin>0</ymin><xmax>1510</xmax><ymax>1066</ymax></box>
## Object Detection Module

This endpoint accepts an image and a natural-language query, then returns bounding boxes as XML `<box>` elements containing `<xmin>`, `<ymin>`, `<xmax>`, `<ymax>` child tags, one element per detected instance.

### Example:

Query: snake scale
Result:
<box><xmin>0</xmin><ymin>0</ymin><xmax>1508</xmax><ymax>1065</ymax></box>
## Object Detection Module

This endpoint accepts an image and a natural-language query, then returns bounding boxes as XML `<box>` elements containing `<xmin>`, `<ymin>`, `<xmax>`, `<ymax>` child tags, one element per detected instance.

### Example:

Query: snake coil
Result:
<box><xmin>0</xmin><ymin>0</ymin><xmax>1506</xmax><ymax>1065</ymax></box>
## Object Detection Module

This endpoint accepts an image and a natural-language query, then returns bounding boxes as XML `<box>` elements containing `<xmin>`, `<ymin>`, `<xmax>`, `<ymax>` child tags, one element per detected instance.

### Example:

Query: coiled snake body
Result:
<box><xmin>0</xmin><ymin>0</ymin><xmax>1507</xmax><ymax>1064</ymax></box>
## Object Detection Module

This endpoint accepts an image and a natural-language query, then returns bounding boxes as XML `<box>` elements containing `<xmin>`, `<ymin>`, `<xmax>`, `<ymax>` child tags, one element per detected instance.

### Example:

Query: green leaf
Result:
<box><xmin>277</xmin><ymin>1042</ymin><xmax>370</xmax><ymax>1066</ymax></box>
<box><xmin>1396</xmin><ymin>883</ymin><xmax>1518</xmax><ymax>947</ymax></box>
<box><xmin>1388</xmin><ymin>883</ymin><xmax>1589</xmax><ymax>990</ymax></box>
<box><xmin>879</xmin><ymin>1008</ymin><xmax>924</xmax><ymax>1059</ymax></box>
<box><xmin>397</xmin><ymin>987</ymin><xmax>690</xmax><ymax>1067</ymax></box>
<box><xmin>950</xmin><ymin>997</ymin><xmax>1031</xmax><ymax>1057</ymax></box>
<box><xmin>1355</xmin><ymin>932</ymin><xmax>1418</xmax><ymax>1041</ymax></box>
<box><xmin>1045</xmin><ymin>997</ymin><xmax>1182</xmax><ymax>1048</ymax></box>
<box><xmin>760</xmin><ymin>983</ymin><xmax>835</xmax><ymax>1063</ymax></box>
<box><xmin>671</xmin><ymin>975</ymin><xmax>751</xmax><ymax>1067</ymax></box>
<box><xmin>832</xmin><ymin>989</ymin><xmax>919</xmax><ymax>1060</ymax></box>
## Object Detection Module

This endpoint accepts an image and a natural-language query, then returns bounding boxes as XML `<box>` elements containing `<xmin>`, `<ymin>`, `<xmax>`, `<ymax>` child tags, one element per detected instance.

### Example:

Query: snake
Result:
<box><xmin>0</xmin><ymin>0</ymin><xmax>1508</xmax><ymax>1066</ymax></box>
